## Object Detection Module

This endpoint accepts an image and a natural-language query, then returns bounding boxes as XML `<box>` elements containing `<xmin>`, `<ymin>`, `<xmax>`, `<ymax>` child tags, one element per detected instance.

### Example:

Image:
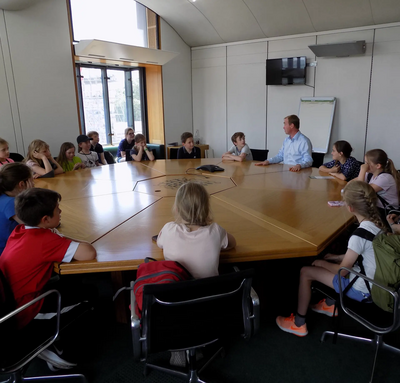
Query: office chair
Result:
<box><xmin>311</xmin><ymin>152</ymin><xmax>325</xmax><ymax>168</ymax></box>
<box><xmin>130</xmin><ymin>269</ymin><xmax>259</xmax><ymax>383</ymax></box>
<box><xmin>104</xmin><ymin>151</ymin><xmax>116</xmax><ymax>164</ymax></box>
<box><xmin>320</xmin><ymin>267</ymin><xmax>400</xmax><ymax>382</ymax></box>
<box><xmin>0</xmin><ymin>271</ymin><xmax>88</xmax><ymax>382</ymax></box>
<box><xmin>169</xmin><ymin>147</ymin><xmax>178</xmax><ymax>159</ymax></box>
<box><xmin>250</xmin><ymin>149</ymin><xmax>269</xmax><ymax>161</ymax></box>
<box><xmin>9</xmin><ymin>153</ymin><xmax>24</xmax><ymax>162</ymax></box>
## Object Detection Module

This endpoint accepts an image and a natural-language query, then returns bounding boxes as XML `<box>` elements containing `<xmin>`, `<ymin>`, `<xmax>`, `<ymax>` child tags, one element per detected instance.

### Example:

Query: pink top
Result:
<box><xmin>365</xmin><ymin>172</ymin><xmax>399</xmax><ymax>208</ymax></box>
<box><xmin>0</xmin><ymin>158</ymin><xmax>14</xmax><ymax>167</ymax></box>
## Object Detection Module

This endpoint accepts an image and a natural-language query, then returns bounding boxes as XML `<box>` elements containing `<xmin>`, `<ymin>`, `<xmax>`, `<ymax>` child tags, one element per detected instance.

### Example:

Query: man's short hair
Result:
<box><xmin>231</xmin><ymin>132</ymin><xmax>244</xmax><ymax>144</ymax></box>
<box><xmin>285</xmin><ymin>115</ymin><xmax>300</xmax><ymax>130</ymax></box>
<box><xmin>87</xmin><ymin>131</ymin><xmax>98</xmax><ymax>138</ymax></box>
<box><xmin>181</xmin><ymin>132</ymin><xmax>193</xmax><ymax>143</ymax></box>
<box><xmin>15</xmin><ymin>188</ymin><xmax>61</xmax><ymax>226</ymax></box>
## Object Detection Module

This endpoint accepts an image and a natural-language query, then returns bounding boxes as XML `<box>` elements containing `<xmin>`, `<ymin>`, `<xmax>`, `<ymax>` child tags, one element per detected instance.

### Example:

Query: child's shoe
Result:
<box><xmin>276</xmin><ymin>314</ymin><xmax>308</xmax><ymax>337</ymax></box>
<box><xmin>311</xmin><ymin>299</ymin><xmax>338</xmax><ymax>317</ymax></box>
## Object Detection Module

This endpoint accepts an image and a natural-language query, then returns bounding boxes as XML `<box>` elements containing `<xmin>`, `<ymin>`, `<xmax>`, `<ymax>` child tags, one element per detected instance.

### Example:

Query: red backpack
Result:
<box><xmin>133</xmin><ymin>257</ymin><xmax>192</xmax><ymax>317</ymax></box>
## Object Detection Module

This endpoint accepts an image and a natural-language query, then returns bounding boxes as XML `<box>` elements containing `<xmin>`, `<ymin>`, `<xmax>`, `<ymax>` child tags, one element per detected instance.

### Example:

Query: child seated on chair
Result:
<box><xmin>130</xmin><ymin>134</ymin><xmax>155</xmax><ymax>162</ymax></box>
<box><xmin>87</xmin><ymin>131</ymin><xmax>107</xmax><ymax>165</ymax></box>
<box><xmin>177</xmin><ymin>132</ymin><xmax>201</xmax><ymax>159</ymax></box>
<box><xmin>0</xmin><ymin>188</ymin><xmax>97</xmax><ymax>329</ymax></box>
<box><xmin>76</xmin><ymin>135</ymin><xmax>101</xmax><ymax>168</ymax></box>
<box><xmin>276</xmin><ymin>181</ymin><xmax>386</xmax><ymax>337</ymax></box>
<box><xmin>222</xmin><ymin>132</ymin><xmax>253</xmax><ymax>162</ymax></box>
<box><xmin>0</xmin><ymin>138</ymin><xmax>14</xmax><ymax>167</ymax></box>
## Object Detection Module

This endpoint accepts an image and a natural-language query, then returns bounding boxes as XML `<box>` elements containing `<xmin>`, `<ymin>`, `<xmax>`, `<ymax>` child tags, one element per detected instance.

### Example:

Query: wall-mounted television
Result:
<box><xmin>266</xmin><ymin>56</ymin><xmax>307</xmax><ymax>85</ymax></box>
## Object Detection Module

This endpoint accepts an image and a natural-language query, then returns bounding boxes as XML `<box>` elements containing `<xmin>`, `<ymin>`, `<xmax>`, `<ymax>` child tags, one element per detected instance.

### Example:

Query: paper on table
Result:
<box><xmin>309</xmin><ymin>176</ymin><xmax>335</xmax><ymax>179</ymax></box>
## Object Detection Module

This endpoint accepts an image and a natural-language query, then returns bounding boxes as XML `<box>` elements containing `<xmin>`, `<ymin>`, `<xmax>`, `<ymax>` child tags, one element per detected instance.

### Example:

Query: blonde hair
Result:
<box><xmin>365</xmin><ymin>149</ymin><xmax>400</xmax><ymax>200</ymax></box>
<box><xmin>87</xmin><ymin>131</ymin><xmax>98</xmax><ymax>138</ymax></box>
<box><xmin>25</xmin><ymin>139</ymin><xmax>50</xmax><ymax>167</ymax></box>
<box><xmin>174</xmin><ymin>182</ymin><xmax>212</xmax><ymax>226</ymax></box>
<box><xmin>342</xmin><ymin>180</ymin><xmax>386</xmax><ymax>233</ymax></box>
<box><xmin>0</xmin><ymin>138</ymin><xmax>8</xmax><ymax>147</ymax></box>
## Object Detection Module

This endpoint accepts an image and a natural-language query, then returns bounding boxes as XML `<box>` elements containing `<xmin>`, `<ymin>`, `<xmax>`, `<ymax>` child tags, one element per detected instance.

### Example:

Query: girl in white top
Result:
<box><xmin>276</xmin><ymin>181</ymin><xmax>386</xmax><ymax>337</ymax></box>
<box><xmin>356</xmin><ymin>149</ymin><xmax>400</xmax><ymax>210</ymax></box>
<box><xmin>157</xmin><ymin>182</ymin><xmax>236</xmax><ymax>279</ymax></box>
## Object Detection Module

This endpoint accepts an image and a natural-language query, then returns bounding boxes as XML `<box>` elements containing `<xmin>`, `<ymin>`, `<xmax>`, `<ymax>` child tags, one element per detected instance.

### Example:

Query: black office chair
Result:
<box><xmin>130</xmin><ymin>269</ymin><xmax>259</xmax><ymax>382</ymax></box>
<box><xmin>312</xmin><ymin>152</ymin><xmax>325</xmax><ymax>168</ymax></box>
<box><xmin>320</xmin><ymin>267</ymin><xmax>400</xmax><ymax>382</ymax></box>
<box><xmin>250</xmin><ymin>149</ymin><xmax>269</xmax><ymax>161</ymax></box>
<box><xmin>9</xmin><ymin>152</ymin><xmax>24</xmax><ymax>162</ymax></box>
<box><xmin>0</xmin><ymin>271</ymin><xmax>88</xmax><ymax>382</ymax></box>
<box><xmin>104</xmin><ymin>151</ymin><xmax>116</xmax><ymax>164</ymax></box>
<box><xmin>169</xmin><ymin>147</ymin><xmax>179</xmax><ymax>159</ymax></box>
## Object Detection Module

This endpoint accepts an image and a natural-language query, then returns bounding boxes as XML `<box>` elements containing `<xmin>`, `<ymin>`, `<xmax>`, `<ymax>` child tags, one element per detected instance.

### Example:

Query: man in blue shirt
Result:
<box><xmin>255</xmin><ymin>115</ymin><xmax>313</xmax><ymax>172</ymax></box>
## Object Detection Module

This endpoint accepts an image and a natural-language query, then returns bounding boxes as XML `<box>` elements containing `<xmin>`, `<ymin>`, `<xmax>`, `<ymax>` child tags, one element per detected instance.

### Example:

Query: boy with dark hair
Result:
<box><xmin>76</xmin><ymin>134</ymin><xmax>101</xmax><ymax>168</ymax></box>
<box><xmin>222</xmin><ymin>132</ymin><xmax>253</xmax><ymax>162</ymax></box>
<box><xmin>0</xmin><ymin>188</ymin><xmax>97</xmax><ymax>329</ymax></box>
<box><xmin>177</xmin><ymin>132</ymin><xmax>201</xmax><ymax>159</ymax></box>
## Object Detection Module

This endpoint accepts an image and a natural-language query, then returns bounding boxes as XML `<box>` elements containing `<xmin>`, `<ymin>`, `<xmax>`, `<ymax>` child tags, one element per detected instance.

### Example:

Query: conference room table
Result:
<box><xmin>34</xmin><ymin>158</ymin><xmax>353</xmax><ymax>275</ymax></box>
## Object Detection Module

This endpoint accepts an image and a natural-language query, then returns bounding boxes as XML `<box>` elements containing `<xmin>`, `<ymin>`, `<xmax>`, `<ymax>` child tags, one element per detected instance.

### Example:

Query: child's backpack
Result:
<box><xmin>371</xmin><ymin>233</ymin><xmax>400</xmax><ymax>312</ymax></box>
<box><xmin>133</xmin><ymin>257</ymin><xmax>192</xmax><ymax>317</ymax></box>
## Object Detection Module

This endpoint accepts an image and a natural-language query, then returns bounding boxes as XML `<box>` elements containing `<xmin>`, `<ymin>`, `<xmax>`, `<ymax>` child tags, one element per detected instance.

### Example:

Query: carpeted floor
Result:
<box><xmin>25</xmin><ymin>258</ymin><xmax>400</xmax><ymax>383</ymax></box>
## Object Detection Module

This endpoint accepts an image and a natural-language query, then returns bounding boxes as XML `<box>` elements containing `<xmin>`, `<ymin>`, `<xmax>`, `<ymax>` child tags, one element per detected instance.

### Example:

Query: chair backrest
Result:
<box><xmin>140</xmin><ymin>269</ymin><xmax>255</xmax><ymax>355</ymax></box>
<box><xmin>9</xmin><ymin>153</ymin><xmax>24</xmax><ymax>162</ymax></box>
<box><xmin>104</xmin><ymin>151</ymin><xmax>116</xmax><ymax>164</ymax></box>
<box><xmin>250</xmin><ymin>149</ymin><xmax>268</xmax><ymax>161</ymax></box>
<box><xmin>169</xmin><ymin>147</ymin><xmax>178</xmax><ymax>159</ymax></box>
<box><xmin>312</xmin><ymin>152</ymin><xmax>325</xmax><ymax>168</ymax></box>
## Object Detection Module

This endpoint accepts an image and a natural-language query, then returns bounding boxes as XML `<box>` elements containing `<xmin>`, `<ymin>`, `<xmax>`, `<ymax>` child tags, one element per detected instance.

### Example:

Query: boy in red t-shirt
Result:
<box><xmin>0</xmin><ymin>188</ymin><xmax>96</xmax><ymax>327</ymax></box>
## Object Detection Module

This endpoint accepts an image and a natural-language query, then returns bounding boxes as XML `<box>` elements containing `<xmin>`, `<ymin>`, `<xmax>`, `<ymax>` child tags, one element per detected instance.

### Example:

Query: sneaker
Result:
<box><xmin>311</xmin><ymin>299</ymin><xmax>338</xmax><ymax>317</ymax></box>
<box><xmin>170</xmin><ymin>351</ymin><xmax>186</xmax><ymax>367</ymax></box>
<box><xmin>276</xmin><ymin>314</ymin><xmax>308</xmax><ymax>337</ymax></box>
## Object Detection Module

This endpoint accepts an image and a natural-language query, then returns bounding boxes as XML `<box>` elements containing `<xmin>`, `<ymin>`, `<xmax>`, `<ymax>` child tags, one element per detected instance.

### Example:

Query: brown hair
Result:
<box><xmin>24</xmin><ymin>139</ymin><xmax>50</xmax><ymax>167</ymax></box>
<box><xmin>342</xmin><ymin>181</ymin><xmax>386</xmax><ymax>233</ymax></box>
<box><xmin>15</xmin><ymin>188</ymin><xmax>61</xmax><ymax>226</ymax></box>
<box><xmin>231</xmin><ymin>132</ymin><xmax>244</xmax><ymax>144</ymax></box>
<box><xmin>174</xmin><ymin>182</ymin><xmax>212</xmax><ymax>226</ymax></box>
<box><xmin>334</xmin><ymin>140</ymin><xmax>353</xmax><ymax>159</ymax></box>
<box><xmin>87</xmin><ymin>131</ymin><xmax>99</xmax><ymax>138</ymax></box>
<box><xmin>0</xmin><ymin>162</ymin><xmax>32</xmax><ymax>196</ymax></box>
<box><xmin>285</xmin><ymin>115</ymin><xmax>300</xmax><ymax>130</ymax></box>
<box><xmin>57</xmin><ymin>142</ymin><xmax>76</xmax><ymax>169</ymax></box>
<box><xmin>365</xmin><ymin>149</ymin><xmax>400</xmax><ymax>200</ymax></box>
<box><xmin>181</xmin><ymin>132</ymin><xmax>193</xmax><ymax>143</ymax></box>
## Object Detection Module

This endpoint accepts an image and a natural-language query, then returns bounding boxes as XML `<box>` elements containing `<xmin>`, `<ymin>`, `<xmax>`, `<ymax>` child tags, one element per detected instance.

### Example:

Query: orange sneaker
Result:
<box><xmin>311</xmin><ymin>299</ymin><xmax>338</xmax><ymax>317</ymax></box>
<box><xmin>276</xmin><ymin>314</ymin><xmax>308</xmax><ymax>337</ymax></box>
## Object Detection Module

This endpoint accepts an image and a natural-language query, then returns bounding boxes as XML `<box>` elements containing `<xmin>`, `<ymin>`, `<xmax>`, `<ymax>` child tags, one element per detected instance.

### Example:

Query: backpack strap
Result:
<box><xmin>367</xmin><ymin>173</ymin><xmax>391</xmax><ymax>208</ymax></box>
<box><xmin>343</xmin><ymin>228</ymin><xmax>375</xmax><ymax>295</ymax></box>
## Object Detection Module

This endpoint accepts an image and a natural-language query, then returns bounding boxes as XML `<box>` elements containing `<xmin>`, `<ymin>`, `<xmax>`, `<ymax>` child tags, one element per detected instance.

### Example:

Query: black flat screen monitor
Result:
<box><xmin>266</xmin><ymin>56</ymin><xmax>307</xmax><ymax>85</ymax></box>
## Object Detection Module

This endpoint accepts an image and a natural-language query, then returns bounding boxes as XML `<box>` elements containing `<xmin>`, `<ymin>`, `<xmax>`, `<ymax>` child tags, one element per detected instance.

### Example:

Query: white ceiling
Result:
<box><xmin>1</xmin><ymin>0</ymin><xmax>400</xmax><ymax>47</ymax></box>
<box><xmin>138</xmin><ymin>0</ymin><xmax>400</xmax><ymax>47</ymax></box>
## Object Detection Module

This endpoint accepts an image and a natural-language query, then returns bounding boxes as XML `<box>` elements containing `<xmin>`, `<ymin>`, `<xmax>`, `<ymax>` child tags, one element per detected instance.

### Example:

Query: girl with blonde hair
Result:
<box><xmin>156</xmin><ymin>181</ymin><xmax>236</xmax><ymax>279</ymax></box>
<box><xmin>276</xmin><ymin>181</ymin><xmax>385</xmax><ymax>337</ymax></box>
<box><xmin>25</xmin><ymin>139</ymin><xmax>63</xmax><ymax>177</ymax></box>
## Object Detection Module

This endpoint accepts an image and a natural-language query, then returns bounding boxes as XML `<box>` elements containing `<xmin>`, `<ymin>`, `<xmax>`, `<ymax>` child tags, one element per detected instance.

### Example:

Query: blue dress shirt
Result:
<box><xmin>268</xmin><ymin>131</ymin><xmax>313</xmax><ymax>168</ymax></box>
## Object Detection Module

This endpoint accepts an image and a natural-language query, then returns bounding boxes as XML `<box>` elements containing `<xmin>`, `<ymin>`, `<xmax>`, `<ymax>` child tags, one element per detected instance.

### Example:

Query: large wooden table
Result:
<box><xmin>34</xmin><ymin>159</ymin><xmax>353</xmax><ymax>275</ymax></box>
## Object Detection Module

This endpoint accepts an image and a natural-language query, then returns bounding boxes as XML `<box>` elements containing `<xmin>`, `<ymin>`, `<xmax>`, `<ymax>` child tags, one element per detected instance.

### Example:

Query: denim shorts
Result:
<box><xmin>332</xmin><ymin>274</ymin><xmax>371</xmax><ymax>302</ymax></box>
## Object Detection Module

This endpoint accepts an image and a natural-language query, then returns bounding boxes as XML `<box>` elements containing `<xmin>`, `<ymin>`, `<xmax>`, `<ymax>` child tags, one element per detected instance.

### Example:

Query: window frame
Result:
<box><xmin>75</xmin><ymin>63</ymin><xmax>148</xmax><ymax>146</ymax></box>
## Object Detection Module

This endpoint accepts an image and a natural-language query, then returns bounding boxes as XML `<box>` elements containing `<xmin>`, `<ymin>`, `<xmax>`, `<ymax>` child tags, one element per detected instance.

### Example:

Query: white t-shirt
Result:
<box><xmin>365</xmin><ymin>172</ymin><xmax>399</xmax><ymax>208</ymax></box>
<box><xmin>77</xmin><ymin>151</ymin><xmax>99</xmax><ymax>168</ymax></box>
<box><xmin>347</xmin><ymin>221</ymin><xmax>381</xmax><ymax>294</ymax></box>
<box><xmin>157</xmin><ymin>222</ymin><xmax>229</xmax><ymax>279</ymax></box>
<box><xmin>228</xmin><ymin>144</ymin><xmax>253</xmax><ymax>161</ymax></box>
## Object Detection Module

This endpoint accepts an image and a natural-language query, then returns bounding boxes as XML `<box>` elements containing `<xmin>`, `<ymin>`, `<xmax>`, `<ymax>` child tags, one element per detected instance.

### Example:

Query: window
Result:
<box><xmin>76</xmin><ymin>64</ymin><xmax>147</xmax><ymax>145</ymax></box>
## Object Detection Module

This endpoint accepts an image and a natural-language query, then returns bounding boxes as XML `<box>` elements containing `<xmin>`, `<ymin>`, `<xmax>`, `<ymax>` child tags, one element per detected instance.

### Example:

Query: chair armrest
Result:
<box><xmin>0</xmin><ymin>289</ymin><xmax>61</xmax><ymax>373</ymax></box>
<box><xmin>130</xmin><ymin>281</ymin><xmax>142</xmax><ymax>361</ymax></box>
<box><xmin>338</xmin><ymin>267</ymin><xmax>399</xmax><ymax>334</ymax></box>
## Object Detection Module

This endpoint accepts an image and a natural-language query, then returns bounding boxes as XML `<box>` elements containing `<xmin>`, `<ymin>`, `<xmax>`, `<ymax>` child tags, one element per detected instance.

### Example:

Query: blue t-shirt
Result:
<box><xmin>117</xmin><ymin>139</ymin><xmax>135</xmax><ymax>162</ymax></box>
<box><xmin>0</xmin><ymin>193</ymin><xmax>18</xmax><ymax>255</ymax></box>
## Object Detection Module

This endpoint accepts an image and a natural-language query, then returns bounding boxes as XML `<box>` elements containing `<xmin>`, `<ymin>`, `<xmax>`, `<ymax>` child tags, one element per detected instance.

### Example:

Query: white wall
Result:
<box><xmin>160</xmin><ymin>19</ymin><xmax>193</xmax><ymax>145</ymax></box>
<box><xmin>0</xmin><ymin>0</ymin><xmax>80</xmax><ymax>157</ymax></box>
<box><xmin>192</xmin><ymin>25</ymin><xmax>400</xmax><ymax>166</ymax></box>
